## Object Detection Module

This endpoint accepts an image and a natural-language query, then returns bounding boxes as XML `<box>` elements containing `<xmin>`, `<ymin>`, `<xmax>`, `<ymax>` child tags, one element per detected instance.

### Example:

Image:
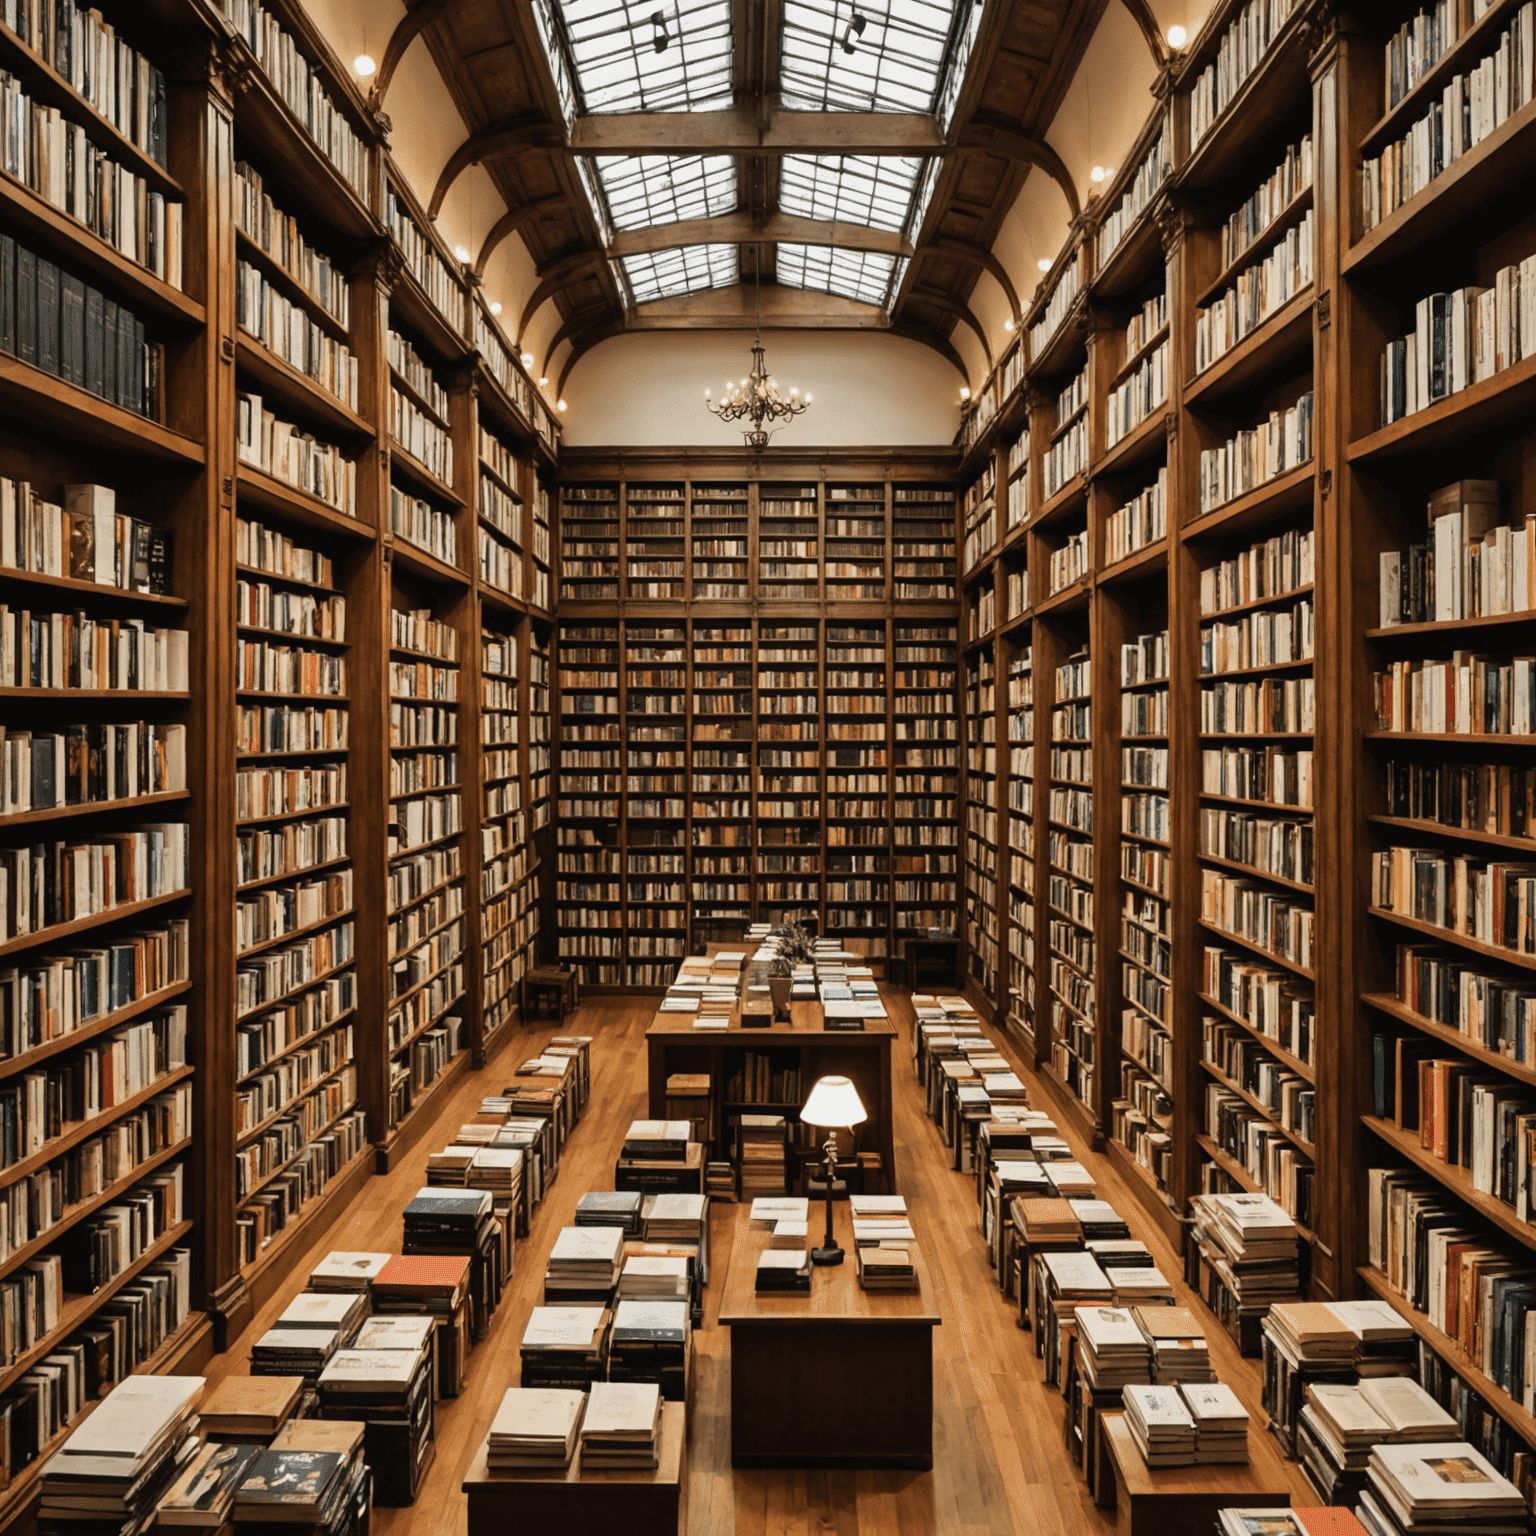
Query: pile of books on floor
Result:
<box><xmin>372</xmin><ymin>1254</ymin><xmax>473</xmax><ymax>1398</ymax></box>
<box><xmin>644</xmin><ymin>1191</ymin><xmax>708</xmax><ymax>1249</ymax></box>
<box><xmin>1297</xmin><ymin>1377</ymin><xmax>1456</xmax><ymax>1506</ymax></box>
<box><xmin>251</xmin><ymin>1320</ymin><xmax>340</xmax><ymax>1382</ymax></box>
<box><xmin>1359</xmin><ymin>1441</ymin><xmax>1527</xmax><ymax>1536</ymax></box>
<box><xmin>1123</xmin><ymin>1381</ymin><xmax>1250</xmax><ymax>1467</ymax></box>
<box><xmin>37</xmin><ymin>1375</ymin><xmax>204</xmax><ymax>1534</ymax></box>
<box><xmin>706</xmin><ymin>1158</ymin><xmax>737</xmax><ymax>1199</ymax></box>
<box><xmin>426</xmin><ymin>1144</ymin><xmax>476</xmax><ymax>1185</ymax></box>
<box><xmin>609</xmin><ymin>1298</ymin><xmax>690</xmax><ymax>1399</ymax></box>
<box><xmin>1075</xmin><ymin>1305</ymin><xmax>1152</xmax><ymax>1391</ymax></box>
<box><xmin>403</xmin><ymin>1187</ymin><xmax>494</xmax><ymax>1254</ymax></box>
<box><xmin>317</xmin><ymin>1318</ymin><xmax>436</xmax><ymax>1505</ymax></box>
<box><xmin>228</xmin><ymin>1420</ymin><xmax>370</xmax><ymax>1530</ymax></box>
<box><xmin>520</xmin><ymin>1305</ymin><xmax>611</xmax><ymax>1389</ymax></box>
<box><xmin>579</xmin><ymin>1381</ymin><xmax>663</xmax><ymax>1469</ymax></box>
<box><xmin>1017</xmin><ymin>1197</ymin><xmax>1082</xmax><ymax>1245</ymax></box>
<box><xmin>619</xmin><ymin>1249</ymin><xmax>689</xmax><ymax>1300</ymax></box>
<box><xmin>755</xmin><ymin>1248</ymin><xmax>812</xmax><ymax>1293</ymax></box>
<box><xmin>486</xmin><ymin>1387</ymin><xmax>585</xmax><ymax>1470</ymax></box>
<box><xmin>737</xmin><ymin>1114</ymin><xmax>788</xmax><ymax>1196</ymax></box>
<box><xmin>545</xmin><ymin>1225</ymin><xmax>624</xmax><ymax>1299</ymax></box>
<box><xmin>467</xmin><ymin>1145</ymin><xmax>523</xmax><ymax>1209</ymax></box>
<box><xmin>198</xmin><ymin>1374</ymin><xmax>305</xmax><ymax>1439</ymax></box>
<box><xmin>1188</xmin><ymin>1192</ymin><xmax>1302</xmax><ymax>1332</ymax></box>
<box><xmin>576</xmin><ymin>1189</ymin><xmax>644</xmax><ymax>1235</ymax></box>
<box><xmin>310</xmin><ymin>1251</ymin><xmax>389</xmax><ymax>1296</ymax></box>
<box><xmin>624</xmin><ymin>1120</ymin><xmax>691</xmax><ymax>1162</ymax></box>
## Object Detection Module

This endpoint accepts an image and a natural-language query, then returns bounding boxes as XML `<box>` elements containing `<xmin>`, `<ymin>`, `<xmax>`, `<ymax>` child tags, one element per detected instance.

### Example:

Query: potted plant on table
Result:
<box><xmin>767</xmin><ymin>919</ymin><xmax>815</xmax><ymax>1023</ymax></box>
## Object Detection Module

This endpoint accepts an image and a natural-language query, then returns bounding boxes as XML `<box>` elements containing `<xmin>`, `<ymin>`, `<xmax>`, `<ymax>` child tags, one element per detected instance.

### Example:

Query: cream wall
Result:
<box><xmin>561</xmin><ymin>331</ymin><xmax>964</xmax><ymax>447</ymax></box>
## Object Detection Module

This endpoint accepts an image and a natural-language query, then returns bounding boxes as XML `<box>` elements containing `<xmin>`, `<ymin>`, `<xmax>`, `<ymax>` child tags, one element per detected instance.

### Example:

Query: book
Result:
<box><xmin>197</xmin><ymin>1374</ymin><xmax>304</xmax><ymax>1438</ymax></box>
<box><xmin>487</xmin><ymin>1387</ymin><xmax>585</xmax><ymax>1468</ymax></box>
<box><xmin>156</xmin><ymin>1441</ymin><xmax>263</xmax><ymax>1527</ymax></box>
<box><xmin>231</xmin><ymin>1449</ymin><xmax>346</xmax><ymax>1522</ymax></box>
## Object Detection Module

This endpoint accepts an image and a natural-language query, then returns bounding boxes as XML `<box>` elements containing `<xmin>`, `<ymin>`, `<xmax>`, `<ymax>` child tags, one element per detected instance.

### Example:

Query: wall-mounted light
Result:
<box><xmin>652</xmin><ymin>10</ymin><xmax>668</xmax><ymax>51</ymax></box>
<box><xmin>490</xmin><ymin>302</ymin><xmax>502</xmax><ymax>316</ymax></box>
<box><xmin>1167</xmin><ymin>24</ymin><xmax>1187</xmax><ymax>47</ymax></box>
<box><xmin>1090</xmin><ymin>165</ymin><xmax>1109</xmax><ymax>184</ymax></box>
<box><xmin>454</xmin><ymin>245</ymin><xmax>471</xmax><ymax>263</ymax></box>
<box><xmin>960</xmin><ymin>386</ymin><xmax>971</xmax><ymax>401</ymax></box>
<box><xmin>557</xmin><ymin>399</ymin><xmax>568</xmax><ymax>412</ymax></box>
<box><xmin>1004</xmin><ymin>318</ymin><xmax>1015</xmax><ymax>333</ymax></box>
<box><xmin>539</xmin><ymin>376</ymin><xmax>550</xmax><ymax>386</ymax></box>
<box><xmin>841</xmin><ymin>11</ymin><xmax>867</xmax><ymax>54</ymax></box>
<box><xmin>353</xmin><ymin>53</ymin><xmax>376</xmax><ymax>77</ymax></box>
<box><xmin>1037</xmin><ymin>257</ymin><xmax>1052</xmax><ymax>272</ymax></box>
<box><xmin>521</xmin><ymin>352</ymin><xmax>535</xmax><ymax>367</ymax></box>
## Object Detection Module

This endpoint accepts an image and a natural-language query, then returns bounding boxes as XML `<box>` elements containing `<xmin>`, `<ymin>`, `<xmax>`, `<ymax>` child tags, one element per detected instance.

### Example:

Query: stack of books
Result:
<box><xmin>623</xmin><ymin>1120</ymin><xmax>691</xmax><ymax>1161</ymax></box>
<box><xmin>738</xmin><ymin>1115</ymin><xmax>789</xmax><ymax>1196</ymax></box>
<box><xmin>230</xmin><ymin>1436</ymin><xmax>359</xmax><ymax>1526</ymax></box>
<box><xmin>1190</xmin><ymin>1193</ymin><xmax>1302</xmax><ymax>1311</ymax></box>
<box><xmin>1298</xmin><ymin>1378</ymin><xmax>1456</xmax><ymax>1505</ymax></box>
<box><xmin>402</xmin><ymin>1187</ymin><xmax>493</xmax><ymax>1255</ymax></box>
<box><xmin>852</xmin><ymin>1200</ymin><xmax>914</xmax><ymax>1249</ymax></box>
<box><xmin>1181</xmin><ymin>1381</ymin><xmax>1251</xmax><ymax>1463</ymax></box>
<box><xmin>1122</xmin><ymin>1384</ymin><xmax>1198</xmax><ymax>1466</ymax></box>
<box><xmin>1069</xmin><ymin>1199</ymin><xmax>1130</xmax><ymax>1242</ymax></box>
<box><xmin>1361</xmin><ymin>1441</ymin><xmax>1527</xmax><ymax>1536</ymax></box>
<box><xmin>519</xmin><ymin>1305</ymin><xmax>611</xmax><ymax>1390</ymax></box>
<box><xmin>157</xmin><ymin>1440</ymin><xmax>264</xmax><ymax>1526</ymax></box>
<box><xmin>750</xmin><ymin>1196</ymin><xmax>808</xmax><ymax>1228</ymax></box>
<box><xmin>466</xmin><ymin>1146</ymin><xmax>523</xmax><ymax>1209</ymax></box>
<box><xmin>1017</xmin><ymin>1197</ymin><xmax>1082</xmax><ymax>1244</ymax></box>
<box><xmin>608</xmin><ymin>1298</ymin><xmax>690</xmax><ymax>1399</ymax></box>
<box><xmin>197</xmin><ymin>1374</ymin><xmax>304</xmax><ymax>1440</ymax></box>
<box><xmin>1038</xmin><ymin>1250</ymin><xmax>1114</xmax><ymax>1315</ymax></box>
<box><xmin>426</xmin><ymin>1145</ymin><xmax>477</xmax><ymax>1185</ymax></box>
<box><xmin>275</xmin><ymin>1290</ymin><xmax>367</xmax><ymax>1346</ymax></box>
<box><xmin>706</xmin><ymin>1159</ymin><xmax>737</xmax><ymax>1199</ymax></box>
<box><xmin>37</xmin><ymin>1376</ymin><xmax>203</xmax><ymax>1531</ymax></box>
<box><xmin>545</xmin><ymin>1225</ymin><xmax>624</xmax><ymax>1300</ymax></box>
<box><xmin>664</xmin><ymin>1073</ymin><xmax>713</xmax><ymax>1146</ymax></box>
<box><xmin>618</xmin><ymin>1253</ymin><xmax>690</xmax><ymax>1300</ymax></box>
<box><xmin>770</xmin><ymin>1220</ymin><xmax>808</xmax><ymax>1249</ymax></box>
<box><xmin>576</xmin><ymin>1189</ymin><xmax>644</xmax><ymax>1235</ymax></box>
<box><xmin>316</xmin><ymin>1335</ymin><xmax>436</xmax><ymax>1505</ymax></box>
<box><xmin>1073</xmin><ymin>1305</ymin><xmax>1152</xmax><ymax>1391</ymax></box>
<box><xmin>1107</xmin><ymin>1264</ymin><xmax>1175</xmax><ymax>1306</ymax></box>
<box><xmin>1135</xmin><ymin>1306</ymin><xmax>1213</xmax><ymax>1384</ymax></box>
<box><xmin>485</xmin><ymin>1387</ymin><xmax>585</xmax><ymax>1470</ymax></box>
<box><xmin>1089</xmin><ymin>1237</ymin><xmax>1154</xmax><ymax>1271</ymax></box>
<box><xmin>855</xmin><ymin>1243</ymin><xmax>917</xmax><ymax>1291</ymax></box>
<box><xmin>309</xmin><ymin>1251</ymin><xmax>390</xmax><ymax>1296</ymax></box>
<box><xmin>644</xmin><ymin>1192</ymin><xmax>707</xmax><ymax>1246</ymax></box>
<box><xmin>251</xmin><ymin>1324</ymin><xmax>339</xmax><ymax>1382</ymax></box>
<box><xmin>371</xmin><ymin>1254</ymin><xmax>473</xmax><ymax>1398</ymax></box>
<box><xmin>1217</xmin><ymin>1514</ymin><xmax>1366</xmax><ymax>1536</ymax></box>
<box><xmin>1043</xmin><ymin>1161</ymin><xmax>1096</xmax><ymax>1199</ymax></box>
<box><xmin>254</xmin><ymin>1419</ymin><xmax>371</xmax><ymax>1533</ymax></box>
<box><xmin>755</xmin><ymin>1249</ymin><xmax>812</xmax><ymax>1293</ymax></box>
<box><xmin>579</xmin><ymin>1381</ymin><xmax>663</xmax><ymax>1469</ymax></box>
<box><xmin>354</xmin><ymin>1314</ymin><xmax>435</xmax><ymax>1354</ymax></box>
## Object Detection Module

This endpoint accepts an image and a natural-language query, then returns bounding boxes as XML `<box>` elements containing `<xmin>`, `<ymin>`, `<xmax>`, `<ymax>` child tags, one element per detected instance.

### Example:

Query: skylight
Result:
<box><xmin>779</xmin><ymin>153</ymin><xmax>924</xmax><ymax>234</ymax></box>
<box><xmin>777</xmin><ymin>244</ymin><xmax>908</xmax><ymax>308</ymax></box>
<box><xmin>584</xmin><ymin>155</ymin><xmax>736</xmax><ymax>236</ymax></box>
<box><xmin>620</xmin><ymin>243</ymin><xmax>738</xmax><ymax>304</ymax></box>
<box><xmin>534</xmin><ymin>0</ymin><xmax>734</xmax><ymax>119</ymax></box>
<box><xmin>780</xmin><ymin>0</ymin><xmax>973</xmax><ymax>116</ymax></box>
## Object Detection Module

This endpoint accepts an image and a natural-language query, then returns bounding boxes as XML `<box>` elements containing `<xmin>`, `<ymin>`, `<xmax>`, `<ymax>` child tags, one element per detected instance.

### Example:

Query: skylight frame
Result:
<box><xmin>777</xmin><ymin>244</ymin><xmax>908</xmax><ymax>308</ymax></box>
<box><xmin>534</xmin><ymin>0</ymin><xmax>735</xmax><ymax>118</ymax></box>
<box><xmin>779</xmin><ymin>0</ymin><xmax>976</xmax><ymax>117</ymax></box>
<box><xmin>778</xmin><ymin>153</ymin><xmax>926</xmax><ymax>235</ymax></box>
<box><xmin>619</xmin><ymin>243</ymin><xmax>739</xmax><ymax>304</ymax></box>
<box><xmin>583</xmin><ymin>154</ymin><xmax>738</xmax><ymax>237</ymax></box>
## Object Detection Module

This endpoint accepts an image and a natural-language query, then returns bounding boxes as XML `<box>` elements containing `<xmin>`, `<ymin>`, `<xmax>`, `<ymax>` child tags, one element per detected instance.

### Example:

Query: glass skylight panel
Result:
<box><xmin>780</xmin><ymin>0</ymin><xmax>969</xmax><ymax>115</ymax></box>
<box><xmin>779</xmin><ymin>153</ymin><xmax>924</xmax><ymax>233</ymax></box>
<box><xmin>621</xmin><ymin>243</ymin><xmax>738</xmax><ymax>304</ymax></box>
<box><xmin>540</xmin><ymin>0</ymin><xmax>734</xmax><ymax>115</ymax></box>
<box><xmin>586</xmin><ymin>154</ymin><xmax>736</xmax><ymax>233</ymax></box>
<box><xmin>777</xmin><ymin>244</ymin><xmax>907</xmax><ymax>308</ymax></box>
<box><xmin>532</xmin><ymin>0</ymin><xmax>579</xmax><ymax>122</ymax></box>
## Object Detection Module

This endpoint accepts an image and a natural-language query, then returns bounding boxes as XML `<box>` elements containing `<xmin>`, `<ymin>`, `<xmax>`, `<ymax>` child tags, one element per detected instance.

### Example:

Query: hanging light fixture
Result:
<box><xmin>704</xmin><ymin>252</ymin><xmax>811</xmax><ymax>450</ymax></box>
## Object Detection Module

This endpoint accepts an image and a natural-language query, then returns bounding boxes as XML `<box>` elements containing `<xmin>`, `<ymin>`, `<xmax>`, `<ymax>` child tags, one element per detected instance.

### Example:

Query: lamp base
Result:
<box><xmin>811</xmin><ymin>1244</ymin><xmax>844</xmax><ymax>1267</ymax></box>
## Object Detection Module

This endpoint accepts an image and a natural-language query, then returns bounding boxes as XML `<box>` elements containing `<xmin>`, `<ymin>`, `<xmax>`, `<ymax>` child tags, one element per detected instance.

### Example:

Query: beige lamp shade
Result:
<box><xmin>800</xmin><ymin>1075</ymin><xmax>867</xmax><ymax>1130</ymax></box>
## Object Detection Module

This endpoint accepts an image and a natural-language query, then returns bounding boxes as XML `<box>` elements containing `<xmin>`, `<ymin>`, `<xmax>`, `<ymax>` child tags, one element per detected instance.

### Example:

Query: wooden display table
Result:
<box><xmin>522</xmin><ymin>966</ymin><xmax>579</xmax><ymax>1023</ymax></box>
<box><xmin>462</xmin><ymin>1400</ymin><xmax>685</xmax><ymax>1536</ymax></box>
<box><xmin>645</xmin><ymin>1002</ymin><xmax>897</xmax><ymax>1192</ymax></box>
<box><xmin>717</xmin><ymin>1202</ymin><xmax>940</xmax><ymax>1469</ymax></box>
<box><xmin>1096</xmin><ymin>1410</ymin><xmax>1291</xmax><ymax>1535</ymax></box>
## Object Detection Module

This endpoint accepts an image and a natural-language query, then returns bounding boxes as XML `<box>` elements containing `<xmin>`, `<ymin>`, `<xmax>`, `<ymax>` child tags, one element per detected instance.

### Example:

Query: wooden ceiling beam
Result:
<box><xmin>473</xmin><ymin>195</ymin><xmax>566</xmax><ymax>281</ymax></box>
<box><xmin>568</xmin><ymin>106</ymin><xmax>945</xmax><ymax>155</ymax></box>
<box><xmin>1116</xmin><ymin>0</ymin><xmax>1171</xmax><ymax>66</ymax></box>
<box><xmin>518</xmin><ymin>249</ymin><xmax>608</xmax><ymax>336</ymax></box>
<box><xmin>954</xmin><ymin>118</ymin><xmax>1081</xmax><ymax>219</ymax></box>
<box><xmin>370</xmin><ymin>0</ymin><xmax>461</xmax><ymax>113</ymax></box>
<box><xmin>916</xmin><ymin>236</ymin><xmax>1021</xmax><ymax>317</ymax></box>
<box><xmin>622</xmin><ymin>285</ymin><xmax>890</xmax><ymax>329</ymax></box>
<box><xmin>427</xmin><ymin>118</ymin><xmax>565</xmax><ymax>220</ymax></box>
<box><xmin>906</xmin><ymin>289</ymin><xmax>992</xmax><ymax>367</ymax></box>
<box><xmin>610</xmin><ymin>214</ymin><xmax>912</xmax><ymax>260</ymax></box>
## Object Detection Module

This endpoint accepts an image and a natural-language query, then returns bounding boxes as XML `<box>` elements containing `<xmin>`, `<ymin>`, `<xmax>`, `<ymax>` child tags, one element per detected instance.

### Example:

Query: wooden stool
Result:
<box><xmin>523</xmin><ymin>966</ymin><xmax>579</xmax><ymax>1023</ymax></box>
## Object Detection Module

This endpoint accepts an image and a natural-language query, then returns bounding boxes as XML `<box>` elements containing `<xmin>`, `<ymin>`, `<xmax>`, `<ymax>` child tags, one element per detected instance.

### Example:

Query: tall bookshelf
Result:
<box><xmin>0</xmin><ymin>4</ymin><xmax>557</xmax><ymax>1511</ymax></box>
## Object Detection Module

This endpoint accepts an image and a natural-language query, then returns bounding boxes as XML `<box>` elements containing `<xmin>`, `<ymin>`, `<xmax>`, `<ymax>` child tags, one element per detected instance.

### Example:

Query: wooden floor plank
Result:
<box><xmin>196</xmin><ymin>990</ymin><xmax>1313</xmax><ymax>1534</ymax></box>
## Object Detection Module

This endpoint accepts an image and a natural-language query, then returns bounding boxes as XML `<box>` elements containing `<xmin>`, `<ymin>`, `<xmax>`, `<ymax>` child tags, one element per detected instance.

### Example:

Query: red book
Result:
<box><xmin>1294</xmin><ymin>1509</ymin><xmax>1369</xmax><ymax>1536</ymax></box>
<box><xmin>372</xmin><ymin>1254</ymin><xmax>471</xmax><ymax>1301</ymax></box>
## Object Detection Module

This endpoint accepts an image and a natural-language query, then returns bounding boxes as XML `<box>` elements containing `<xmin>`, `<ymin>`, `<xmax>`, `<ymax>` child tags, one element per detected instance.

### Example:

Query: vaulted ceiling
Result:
<box><xmin>375</xmin><ymin>0</ymin><xmax>1117</xmax><ymax>386</ymax></box>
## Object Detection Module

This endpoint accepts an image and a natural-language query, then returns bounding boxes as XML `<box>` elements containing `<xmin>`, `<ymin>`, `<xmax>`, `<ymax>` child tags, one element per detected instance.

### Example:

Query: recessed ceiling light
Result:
<box><xmin>1167</xmin><ymin>25</ymin><xmax>1187</xmax><ymax>47</ymax></box>
<box><xmin>353</xmin><ymin>54</ymin><xmax>376</xmax><ymax>77</ymax></box>
<box><xmin>490</xmin><ymin>302</ymin><xmax>502</xmax><ymax>316</ymax></box>
<box><xmin>1090</xmin><ymin>166</ymin><xmax>1108</xmax><ymax>184</ymax></box>
<box><xmin>960</xmin><ymin>387</ymin><xmax>971</xmax><ymax>400</ymax></box>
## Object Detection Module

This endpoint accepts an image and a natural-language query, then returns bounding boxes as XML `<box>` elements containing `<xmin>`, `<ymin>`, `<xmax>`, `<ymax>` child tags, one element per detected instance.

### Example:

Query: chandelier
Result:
<box><xmin>704</xmin><ymin>256</ymin><xmax>811</xmax><ymax>449</ymax></box>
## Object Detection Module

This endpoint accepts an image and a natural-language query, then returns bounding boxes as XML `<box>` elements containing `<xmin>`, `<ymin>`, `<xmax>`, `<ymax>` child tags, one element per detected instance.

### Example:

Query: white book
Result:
<box><xmin>1074</xmin><ymin>1305</ymin><xmax>1145</xmax><ymax>1351</ymax></box>
<box><xmin>318</xmin><ymin>1349</ymin><xmax>419</xmax><ymax>1392</ymax></box>
<box><xmin>750</xmin><ymin>1197</ymin><xmax>808</xmax><ymax>1227</ymax></box>
<box><xmin>1180</xmin><ymin>1381</ymin><xmax>1248</xmax><ymax>1427</ymax></box>
<box><xmin>1359</xmin><ymin>1376</ymin><xmax>1456</xmax><ymax>1437</ymax></box>
<box><xmin>612</xmin><ymin>1299</ymin><xmax>688</xmax><ymax>1337</ymax></box>
<box><xmin>309</xmin><ymin>1252</ymin><xmax>389</xmax><ymax>1287</ymax></box>
<box><xmin>521</xmin><ymin>1307</ymin><xmax>607</xmax><ymax>1348</ymax></box>
<box><xmin>1124</xmin><ymin>1384</ymin><xmax>1196</xmax><ymax>1429</ymax></box>
<box><xmin>582</xmin><ymin>1381</ymin><xmax>661</xmax><ymax>1437</ymax></box>
<box><xmin>353</xmin><ymin>1316</ymin><xmax>435</xmax><ymax>1352</ymax></box>
<box><xmin>549</xmin><ymin>1225</ymin><xmax>624</xmax><ymax>1263</ymax></box>
<box><xmin>489</xmin><ymin>1387</ymin><xmax>585</xmax><ymax>1443</ymax></box>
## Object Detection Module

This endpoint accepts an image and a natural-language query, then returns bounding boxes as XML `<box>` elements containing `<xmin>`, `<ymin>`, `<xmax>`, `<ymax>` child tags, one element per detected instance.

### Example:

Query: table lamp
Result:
<box><xmin>800</xmin><ymin>1075</ymin><xmax>867</xmax><ymax>1266</ymax></box>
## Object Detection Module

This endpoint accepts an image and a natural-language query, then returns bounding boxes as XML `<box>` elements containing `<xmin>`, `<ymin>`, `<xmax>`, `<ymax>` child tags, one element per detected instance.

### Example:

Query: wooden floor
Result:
<box><xmin>203</xmin><ymin>992</ymin><xmax>1315</xmax><ymax>1534</ymax></box>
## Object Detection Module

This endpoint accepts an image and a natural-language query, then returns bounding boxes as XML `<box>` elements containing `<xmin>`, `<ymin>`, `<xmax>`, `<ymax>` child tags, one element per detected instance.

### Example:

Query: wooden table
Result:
<box><xmin>462</xmin><ymin>1400</ymin><xmax>685</xmax><ymax>1536</ymax></box>
<box><xmin>717</xmin><ymin>1202</ymin><xmax>940</xmax><ymax>1469</ymax></box>
<box><xmin>1096</xmin><ymin>1410</ymin><xmax>1292</xmax><ymax>1535</ymax></box>
<box><xmin>645</xmin><ymin>1001</ymin><xmax>898</xmax><ymax>1190</ymax></box>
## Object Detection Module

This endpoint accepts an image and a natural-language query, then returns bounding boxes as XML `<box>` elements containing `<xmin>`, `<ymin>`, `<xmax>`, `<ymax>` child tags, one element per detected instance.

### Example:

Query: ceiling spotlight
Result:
<box><xmin>841</xmin><ymin>11</ymin><xmax>867</xmax><ymax>54</ymax></box>
<box><xmin>1004</xmin><ymin>318</ymin><xmax>1015</xmax><ymax>333</ymax></box>
<box><xmin>454</xmin><ymin>245</ymin><xmax>471</xmax><ymax>262</ymax></box>
<box><xmin>651</xmin><ymin>10</ymin><xmax>668</xmax><ymax>52</ymax></box>
<box><xmin>960</xmin><ymin>386</ymin><xmax>971</xmax><ymax>401</ymax></box>
<box><xmin>1167</xmin><ymin>24</ymin><xmax>1187</xmax><ymax>47</ymax></box>
<box><xmin>557</xmin><ymin>399</ymin><xmax>568</xmax><ymax>412</ymax></box>
<box><xmin>1090</xmin><ymin>165</ymin><xmax>1109</xmax><ymax>184</ymax></box>
<box><xmin>539</xmin><ymin>376</ymin><xmax>549</xmax><ymax>386</ymax></box>
<box><xmin>353</xmin><ymin>53</ymin><xmax>376</xmax><ymax>77</ymax></box>
<box><xmin>520</xmin><ymin>352</ymin><xmax>535</xmax><ymax>367</ymax></box>
<box><xmin>490</xmin><ymin>302</ymin><xmax>502</xmax><ymax>316</ymax></box>
<box><xmin>1037</xmin><ymin>257</ymin><xmax>1052</xmax><ymax>272</ymax></box>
